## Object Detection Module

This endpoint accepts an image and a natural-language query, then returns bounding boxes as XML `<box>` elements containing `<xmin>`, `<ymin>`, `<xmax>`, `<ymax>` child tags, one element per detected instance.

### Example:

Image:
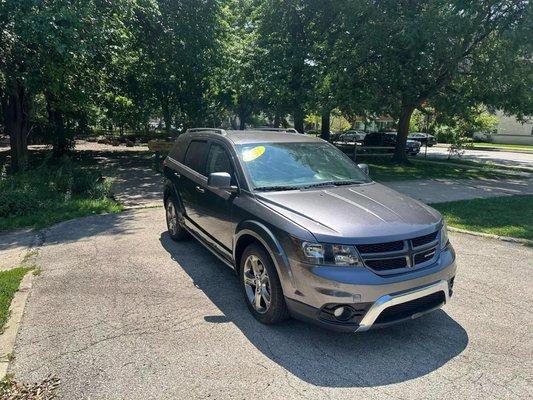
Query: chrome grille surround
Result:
<box><xmin>356</xmin><ymin>231</ymin><xmax>440</xmax><ymax>275</ymax></box>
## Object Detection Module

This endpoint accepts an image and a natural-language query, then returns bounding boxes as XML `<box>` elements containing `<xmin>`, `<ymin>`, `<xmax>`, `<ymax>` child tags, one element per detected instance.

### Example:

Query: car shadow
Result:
<box><xmin>159</xmin><ymin>232</ymin><xmax>469</xmax><ymax>388</ymax></box>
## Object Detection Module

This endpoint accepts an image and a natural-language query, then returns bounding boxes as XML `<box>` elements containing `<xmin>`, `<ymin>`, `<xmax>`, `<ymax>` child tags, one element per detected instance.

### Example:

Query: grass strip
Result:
<box><xmin>432</xmin><ymin>195</ymin><xmax>533</xmax><ymax>241</ymax></box>
<box><xmin>0</xmin><ymin>267</ymin><xmax>32</xmax><ymax>332</ymax></box>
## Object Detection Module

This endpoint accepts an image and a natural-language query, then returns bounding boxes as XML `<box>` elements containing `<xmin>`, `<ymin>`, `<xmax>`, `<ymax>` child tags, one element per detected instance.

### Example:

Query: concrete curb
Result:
<box><xmin>471</xmin><ymin>146</ymin><xmax>533</xmax><ymax>155</ymax></box>
<box><xmin>0</xmin><ymin>271</ymin><xmax>34</xmax><ymax>379</ymax></box>
<box><xmin>123</xmin><ymin>203</ymin><xmax>163</xmax><ymax>210</ymax></box>
<box><xmin>448</xmin><ymin>226</ymin><xmax>533</xmax><ymax>246</ymax></box>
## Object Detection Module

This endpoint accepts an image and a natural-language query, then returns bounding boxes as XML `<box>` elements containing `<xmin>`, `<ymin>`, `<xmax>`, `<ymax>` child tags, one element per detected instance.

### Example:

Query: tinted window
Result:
<box><xmin>184</xmin><ymin>140</ymin><xmax>208</xmax><ymax>174</ymax></box>
<box><xmin>206</xmin><ymin>143</ymin><xmax>236</xmax><ymax>184</ymax></box>
<box><xmin>237</xmin><ymin>142</ymin><xmax>370</xmax><ymax>189</ymax></box>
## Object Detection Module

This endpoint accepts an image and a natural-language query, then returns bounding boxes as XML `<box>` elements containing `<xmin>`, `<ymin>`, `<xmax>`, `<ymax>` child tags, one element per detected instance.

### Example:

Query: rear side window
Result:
<box><xmin>184</xmin><ymin>140</ymin><xmax>208</xmax><ymax>174</ymax></box>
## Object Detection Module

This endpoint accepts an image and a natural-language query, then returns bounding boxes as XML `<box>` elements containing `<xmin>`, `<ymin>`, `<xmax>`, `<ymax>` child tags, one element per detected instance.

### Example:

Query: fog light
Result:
<box><xmin>333</xmin><ymin>306</ymin><xmax>353</xmax><ymax>321</ymax></box>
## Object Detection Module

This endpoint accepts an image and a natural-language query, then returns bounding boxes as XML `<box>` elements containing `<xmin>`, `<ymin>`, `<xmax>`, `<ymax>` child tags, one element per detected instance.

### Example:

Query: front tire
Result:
<box><xmin>240</xmin><ymin>243</ymin><xmax>289</xmax><ymax>324</ymax></box>
<box><xmin>165</xmin><ymin>195</ymin><xmax>189</xmax><ymax>241</ymax></box>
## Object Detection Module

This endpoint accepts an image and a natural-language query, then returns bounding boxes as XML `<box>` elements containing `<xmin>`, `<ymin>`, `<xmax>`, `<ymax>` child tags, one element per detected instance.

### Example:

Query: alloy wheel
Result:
<box><xmin>243</xmin><ymin>255</ymin><xmax>271</xmax><ymax>314</ymax></box>
<box><xmin>166</xmin><ymin>200</ymin><xmax>178</xmax><ymax>234</ymax></box>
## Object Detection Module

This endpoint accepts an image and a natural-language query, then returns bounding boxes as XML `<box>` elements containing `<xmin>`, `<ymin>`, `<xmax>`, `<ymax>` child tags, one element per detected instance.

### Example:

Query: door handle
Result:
<box><xmin>195</xmin><ymin>186</ymin><xmax>205</xmax><ymax>194</ymax></box>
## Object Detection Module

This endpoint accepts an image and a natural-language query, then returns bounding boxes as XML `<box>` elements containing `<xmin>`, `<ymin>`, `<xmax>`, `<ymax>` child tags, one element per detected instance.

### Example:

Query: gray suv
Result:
<box><xmin>163</xmin><ymin>128</ymin><xmax>456</xmax><ymax>332</ymax></box>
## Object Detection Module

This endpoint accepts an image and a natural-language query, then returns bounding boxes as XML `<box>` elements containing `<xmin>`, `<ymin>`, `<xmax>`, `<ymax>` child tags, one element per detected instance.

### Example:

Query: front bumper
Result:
<box><xmin>284</xmin><ymin>247</ymin><xmax>456</xmax><ymax>332</ymax></box>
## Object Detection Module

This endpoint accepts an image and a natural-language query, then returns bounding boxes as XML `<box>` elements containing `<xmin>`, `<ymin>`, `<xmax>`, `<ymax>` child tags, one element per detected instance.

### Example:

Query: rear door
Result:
<box><xmin>180</xmin><ymin>140</ymin><xmax>209</xmax><ymax>228</ymax></box>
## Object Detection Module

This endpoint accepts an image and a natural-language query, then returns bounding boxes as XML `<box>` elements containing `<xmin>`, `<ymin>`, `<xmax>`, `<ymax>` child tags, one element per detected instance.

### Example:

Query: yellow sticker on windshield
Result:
<box><xmin>242</xmin><ymin>146</ymin><xmax>265</xmax><ymax>162</ymax></box>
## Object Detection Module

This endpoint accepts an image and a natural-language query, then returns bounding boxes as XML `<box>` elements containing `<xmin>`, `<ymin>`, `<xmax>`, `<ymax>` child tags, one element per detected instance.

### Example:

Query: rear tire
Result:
<box><xmin>239</xmin><ymin>243</ymin><xmax>289</xmax><ymax>324</ymax></box>
<box><xmin>165</xmin><ymin>195</ymin><xmax>189</xmax><ymax>241</ymax></box>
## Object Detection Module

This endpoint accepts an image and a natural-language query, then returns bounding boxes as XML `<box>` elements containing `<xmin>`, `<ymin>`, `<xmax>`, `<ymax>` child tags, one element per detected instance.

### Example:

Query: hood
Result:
<box><xmin>256</xmin><ymin>182</ymin><xmax>441</xmax><ymax>244</ymax></box>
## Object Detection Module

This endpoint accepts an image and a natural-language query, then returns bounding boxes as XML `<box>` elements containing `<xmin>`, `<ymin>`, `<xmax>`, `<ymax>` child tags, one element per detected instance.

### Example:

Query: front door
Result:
<box><xmin>196</xmin><ymin>141</ymin><xmax>239</xmax><ymax>252</ymax></box>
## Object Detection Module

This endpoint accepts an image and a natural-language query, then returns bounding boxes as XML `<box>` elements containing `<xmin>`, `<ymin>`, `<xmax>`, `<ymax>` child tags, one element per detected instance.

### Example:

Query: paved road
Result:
<box><xmin>387</xmin><ymin>177</ymin><xmax>533</xmax><ymax>203</ymax></box>
<box><xmin>10</xmin><ymin>208</ymin><xmax>533</xmax><ymax>399</ymax></box>
<box><xmin>423</xmin><ymin>146</ymin><xmax>533</xmax><ymax>169</ymax></box>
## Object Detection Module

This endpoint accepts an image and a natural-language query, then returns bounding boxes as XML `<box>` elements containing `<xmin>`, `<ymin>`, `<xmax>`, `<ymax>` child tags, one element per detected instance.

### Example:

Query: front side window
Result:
<box><xmin>206</xmin><ymin>143</ymin><xmax>236</xmax><ymax>184</ymax></box>
<box><xmin>237</xmin><ymin>142</ymin><xmax>371</xmax><ymax>190</ymax></box>
<box><xmin>184</xmin><ymin>140</ymin><xmax>208</xmax><ymax>174</ymax></box>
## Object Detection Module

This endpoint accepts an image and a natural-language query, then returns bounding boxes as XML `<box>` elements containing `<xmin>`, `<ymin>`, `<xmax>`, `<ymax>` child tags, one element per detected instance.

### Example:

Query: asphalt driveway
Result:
<box><xmin>9</xmin><ymin>208</ymin><xmax>533</xmax><ymax>399</ymax></box>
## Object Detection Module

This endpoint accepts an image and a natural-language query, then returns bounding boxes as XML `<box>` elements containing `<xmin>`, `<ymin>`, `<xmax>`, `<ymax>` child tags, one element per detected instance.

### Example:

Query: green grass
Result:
<box><xmin>432</xmin><ymin>195</ymin><xmax>533</xmax><ymax>240</ymax></box>
<box><xmin>363</xmin><ymin>156</ymin><xmax>515</xmax><ymax>182</ymax></box>
<box><xmin>472</xmin><ymin>142</ymin><xmax>533</xmax><ymax>152</ymax></box>
<box><xmin>0</xmin><ymin>267</ymin><xmax>32</xmax><ymax>331</ymax></box>
<box><xmin>0</xmin><ymin>197</ymin><xmax>123</xmax><ymax>231</ymax></box>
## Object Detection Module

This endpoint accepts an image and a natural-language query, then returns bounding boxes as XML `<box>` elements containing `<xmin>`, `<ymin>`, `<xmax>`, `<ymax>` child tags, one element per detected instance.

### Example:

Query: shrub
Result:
<box><xmin>0</xmin><ymin>189</ymin><xmax>43</xmax><ymax>217</ymax></box>
<box><xmin>0</xmin><ymin>156</ymin><xmax>111</xmax><ymax>219</ymax></box>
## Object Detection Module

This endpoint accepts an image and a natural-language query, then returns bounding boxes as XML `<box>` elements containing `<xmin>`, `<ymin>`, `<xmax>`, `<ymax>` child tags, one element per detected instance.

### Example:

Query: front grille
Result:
<box><xmin>358</xmin><ymin>230</ymin><xmax>439</xmax><ymax>274</ymax></box>
<box><xmin>356</xmin><ymin>241</ymin><xmax>404</xmax><ymax>254</ymax></box>
<box><xmin>375</xmin><ymin>291</ymin><xmax>446</xmax><ymax>324</ymax></box>
<box><xmin>365</xmin><ymin>257</ymin><xmax>407</xmax><ymax>271</ymax></box>
<box><xmin>411</xmin><ymin>231</ymin><xmax>438</xmax><ymax>248</ymax></box>
<box><xmin>414</xmin><ymin>248</ymin><xmax>437</xmax><ymax>264</ymax></box>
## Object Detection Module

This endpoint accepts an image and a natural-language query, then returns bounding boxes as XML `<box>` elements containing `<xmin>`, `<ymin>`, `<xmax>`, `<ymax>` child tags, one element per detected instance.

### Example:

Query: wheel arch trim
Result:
<box><xmin>233</xmin><ymin>221</ymin><xmax>296</xmax><ymax>290</ymax></box>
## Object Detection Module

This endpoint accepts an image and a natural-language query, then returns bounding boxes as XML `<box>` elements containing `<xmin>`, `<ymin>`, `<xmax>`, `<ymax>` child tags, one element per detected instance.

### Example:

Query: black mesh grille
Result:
<box><xmin>365</xmin><ymin>257</ymin><xmax>407</xmax><ymax>271</ymax></box>
<box><xmin>375</xmin><ymin>291</ymin><xmax>445</xmax><ymax>324</ymax></box>
<box><xmin>411</xmin><ymin>231</ymin><xmax>438</xmax><ymax>247</ymax></box>
<box><xmin>356</xmin><ymin>241</ymin><xmax>404</xmax><ymax>254</ymax></box>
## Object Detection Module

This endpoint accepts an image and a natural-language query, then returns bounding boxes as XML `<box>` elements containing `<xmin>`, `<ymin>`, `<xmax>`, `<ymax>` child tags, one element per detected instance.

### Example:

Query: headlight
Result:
<box><xmin>440</xmin><ymin>222</ymin><xmax>449</xmax><ymax>249</ymax></box>
<box><xmin>300</xmin><ymin>241</ymin><xmax>363</xmax><ymax>267</ymax></box>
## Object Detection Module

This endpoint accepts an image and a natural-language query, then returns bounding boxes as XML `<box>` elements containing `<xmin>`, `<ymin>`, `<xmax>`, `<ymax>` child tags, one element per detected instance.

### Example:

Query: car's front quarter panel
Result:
<box><xmin>230</xmin><ymin>191</ymin><xmax>316</xmax><ymax>291</ymax></box>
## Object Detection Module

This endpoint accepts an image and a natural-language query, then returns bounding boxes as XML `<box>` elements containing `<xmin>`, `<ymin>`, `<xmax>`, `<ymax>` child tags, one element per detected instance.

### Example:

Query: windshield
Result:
<box><xmin>236</xmin><ymin>142</ymin><xmax>371</xmax><ymax>190</ymax></box>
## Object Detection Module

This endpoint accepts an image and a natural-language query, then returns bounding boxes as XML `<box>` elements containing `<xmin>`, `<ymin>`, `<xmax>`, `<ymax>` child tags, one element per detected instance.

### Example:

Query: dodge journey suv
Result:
<box><xmin>163</xmin><ymin>128</ymin><xmax>456</xmax><ymax>332</ymax></box>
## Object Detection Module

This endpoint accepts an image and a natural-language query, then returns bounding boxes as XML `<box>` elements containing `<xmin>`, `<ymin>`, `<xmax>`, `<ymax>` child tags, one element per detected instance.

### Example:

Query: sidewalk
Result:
<box><xmin>0</xmin><ymin>229</ymin><xmax>40</xmax><ymax>271</ymax></box>
<box><xmin>81</xmin><ymin>148</ymin><xmax>163</xmax><ymax>208</ymax></box>
<box><xmin>386</xmin><ymin>177</ymin><xmax>532</xmax><ymax>203</ymax></box>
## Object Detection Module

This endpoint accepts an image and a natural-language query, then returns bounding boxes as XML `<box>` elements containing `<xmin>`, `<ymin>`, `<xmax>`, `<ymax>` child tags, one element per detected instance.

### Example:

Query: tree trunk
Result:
<box><xmin>46</xmin><ymin>95</ymin><xmax>69</xmax><ymax>157</ymax></box>
<box><xmin>163</xmin><ymin>109</ymin><xmax>172</xmax><ymax>132</ymax></box>
<box><xmin>4</xmin><ymin>81</ymin><xmax>29</xmax><ymax>171</ymax></box>
<box><xmin>293</xmin><ymin>106</ymin><xmax>304</xmax><ymax>133</ymax></box>
<box><xmin>392</xmin><ymin>105</ymin><xmax>415</xmax><ymax>164</ymax></box>
<box><xmin>320</xmin><ymin>109</ymin><xmax>331</xmax><ymax>140</ymax></box>
<box><xmin>273</xmin><ymin>112</ymin><xmax>282</xmax><ymax>128</ymax></box>
<box><xmin>78</xmin><ymin>113</ymin><xmax>89</xmax><ymax>136</ymax></box>
<box><xmin>161</xmin><ymin>97</ymin><xmax>172</xmax><ymax>132</ymax></box>
<box><xmin>238</xmin><ymin>107</ymin><xmax>247</xmax><ymax>130</ymax></box>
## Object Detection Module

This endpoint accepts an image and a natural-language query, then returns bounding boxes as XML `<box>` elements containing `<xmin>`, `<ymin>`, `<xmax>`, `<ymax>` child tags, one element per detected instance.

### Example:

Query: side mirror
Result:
<box><xmin>208</xmin><ymin>172</ymin><xmax>237</xmax><ymax>192</ymax></box>
<box><xmin>358</xmin><ymin>163</ymin><xmax>369</xmax><ymax>176</ymax></box>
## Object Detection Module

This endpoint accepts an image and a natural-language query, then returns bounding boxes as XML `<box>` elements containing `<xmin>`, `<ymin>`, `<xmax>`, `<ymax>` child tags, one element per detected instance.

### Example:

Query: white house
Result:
<box><xmin>492</xmin><ymin>111</ymin><xmax>533</xmax><ymax>145</ymax></box>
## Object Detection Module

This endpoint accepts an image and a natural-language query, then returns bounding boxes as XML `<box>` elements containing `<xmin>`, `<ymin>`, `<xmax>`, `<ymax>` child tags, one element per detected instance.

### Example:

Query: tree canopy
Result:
<box><xmin>1</xmin><ymin>0</ymin><xmax>531</xmax><ymax>168</ymax></box>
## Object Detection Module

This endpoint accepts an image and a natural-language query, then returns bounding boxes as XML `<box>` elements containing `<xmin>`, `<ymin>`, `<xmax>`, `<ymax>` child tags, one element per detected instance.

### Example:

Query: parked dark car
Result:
<box><xmin>408</xmin><ymin>132</ymin><xmax>437</xmax><ymax>147</ymax></box>
<box><xmin>363</xmin><ymin>131</ymin><xmax>421</xmax><ymax>155</ymax></box>
<box><xmin>163</xmin><ymin>129</ymin><xmax>455</xmax><ymax>332</ymax></box>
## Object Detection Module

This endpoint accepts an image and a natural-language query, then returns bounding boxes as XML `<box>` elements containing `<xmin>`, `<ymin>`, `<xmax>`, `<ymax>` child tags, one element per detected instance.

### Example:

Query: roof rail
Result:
<box><xmin>186</xmin><ymin>128</ymin><xmax>227</xmax><ymax>135</ymax></box>
<box><xmin>252</xmin><ymin>127</ymin><xmax>286</xmax><ymax>131</ymax></box>
<box><xmin>251</xmin><ymin>127</ymin><xmax>299</xmax><ymax>133</ymax></box>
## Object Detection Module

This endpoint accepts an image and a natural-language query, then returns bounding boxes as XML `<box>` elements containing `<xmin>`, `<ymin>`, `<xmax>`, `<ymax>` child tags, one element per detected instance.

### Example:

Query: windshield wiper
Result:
<box><xmin>254</xmin><ymin>180</ymin><xmax>366</xmax><ymax>192</ymax></box>
<box><xmin>302</xmin><ymin>180</ymin><xmax>366</xmax><ymax>189</ymax></box>
<box><xmin>254</xmin><ymin>185</ymin><xmax>302</xmax><ymax>192</ymax></box>
<box><xmin>331</xmin><ymin>180</ymin><xmax>367</xmax><ymax>186</ymax></box>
